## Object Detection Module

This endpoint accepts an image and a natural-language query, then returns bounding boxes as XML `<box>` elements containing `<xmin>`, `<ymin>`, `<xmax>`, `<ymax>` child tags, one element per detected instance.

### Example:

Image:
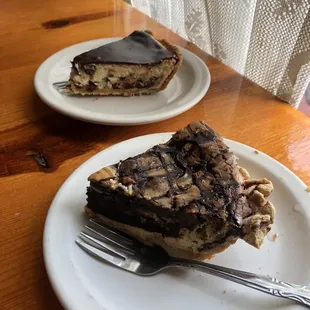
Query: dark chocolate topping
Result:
<box><xmin>73</xmin><ymin>31</ymin><xmax>176</xmax><ymax>65</ymax></box>
<box><xmin>87</xmin><ymin>121</ymin><xmax>252</xmax><ymax>237</ymax></box>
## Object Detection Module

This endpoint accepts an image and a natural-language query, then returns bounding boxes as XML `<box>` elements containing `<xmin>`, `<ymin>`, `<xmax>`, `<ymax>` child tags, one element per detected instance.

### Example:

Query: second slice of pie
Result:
<box><xmin>86</xmin><ymin>121</ymin><xmax>275</xmax><ymax>259</ymax></box>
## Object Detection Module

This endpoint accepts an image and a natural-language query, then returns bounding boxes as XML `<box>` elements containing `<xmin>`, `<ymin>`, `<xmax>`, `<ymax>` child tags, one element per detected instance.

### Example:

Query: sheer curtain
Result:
<box><xmin>131</xmin><ymin>0</ymin><xmax>310</xmax><ymax>108</ymax></box>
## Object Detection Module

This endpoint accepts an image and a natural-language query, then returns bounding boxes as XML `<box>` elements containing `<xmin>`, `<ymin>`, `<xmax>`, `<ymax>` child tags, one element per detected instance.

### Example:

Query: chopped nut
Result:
<box><xmin>249</xmin><ymin>190</ymin><xmax>268</xmax><ymax>206</ymax></box>
<box><xmin>142</xmin><ymin>178</ymin><xmax>169</xmax><ymax>199</ymax></box>
<box><xmin>137</xmin><ymin>155</ymin><xmax>162</xmax><ymax>170</ymax></box>
<box><xmin>177</xmin><ymin>170</ymin><xmax>193</xmax><ymax>190</ymax></box>
<box><xmin>238</xmin><ymin>167</ymin><xmax>250</xmax><ymax>180</ymax></box>
<box><xmin>122</xmin><ymin>176</ymin><xmax>136</xmax><ymax>185</ymax></box>
<box><xmin>242</xmin><ymin>214</ymin><xmax>273</xmax><ymax>248</ymax></box>
<box><xmin>88</xmin><ymin>166</ymin><xmax>117</xmax><ymax>182</ymax></box>
<box><xmin>145</xmin><ymin>168</ymin><xmax>166</xmax><ymax>177</ymax></box>
<box><xmin>175</xmin><ymin>185</ymin><xmax>201</xmax><ymax>208</ymax></box>
<box><xmin>256</xmin><ymin>183</ymin><xmax>273</xmax><ymax>196</ymax></box>
<box><xmin>243</xmin><ymin>185</ymin><xmax>256</xmax><ymax>196</ymax></box>
<box><xmin>153</xmin><ymin>196</ymin><xmax>173</xmax><ymax>209</ymax></box>
<box><xmin>272</xmin><ymin>233</ymin><xmax>279</xmax><ymax>241</ymax></box>
<box><xmin>244</xmin><ymin>178</ymin><xmax>271</xmax><ymax>186</ymax></box>
<box><xmin>124</xmin><ymin>184</ymin><xmax>133</xmax><ymax>196</ymax></box>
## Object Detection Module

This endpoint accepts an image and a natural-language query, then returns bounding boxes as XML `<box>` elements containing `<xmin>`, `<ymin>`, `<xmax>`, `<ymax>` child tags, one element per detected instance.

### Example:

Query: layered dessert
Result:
<box><xmin>69</xmin><ymin>30</ymin><xmax>182</xmax><ymax>96</ymax></box>
<box><xmin>86</xmin><ymin>121</ymin><xmax>275</xmax><ymax>259</ymax></box>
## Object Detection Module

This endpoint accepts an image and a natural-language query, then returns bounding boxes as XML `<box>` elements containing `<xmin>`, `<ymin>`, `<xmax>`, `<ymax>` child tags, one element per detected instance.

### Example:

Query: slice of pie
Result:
<box><xmin>69</xmin><ymin>30</ymin><xmax>183</xmax><ymax>96</ymax></box>
<box><xmin>86</xmin><ymin>121</ymin><xmax>275</xmax><ymax>259</ymax></box>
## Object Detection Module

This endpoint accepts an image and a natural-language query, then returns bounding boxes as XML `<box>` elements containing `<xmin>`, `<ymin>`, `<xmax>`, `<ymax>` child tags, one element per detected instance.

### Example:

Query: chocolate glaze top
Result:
<box><xmin>73</xmin><ymin>30</ymin><xmax>177</xmax><ymax>65</ymax></box>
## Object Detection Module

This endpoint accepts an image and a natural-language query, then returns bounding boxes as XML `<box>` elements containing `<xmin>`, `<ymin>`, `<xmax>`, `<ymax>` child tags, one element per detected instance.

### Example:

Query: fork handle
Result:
<box><xmin>168</xmin><ymin>258</ymin><xmax>310</xmax><ymax>307</ymax></box>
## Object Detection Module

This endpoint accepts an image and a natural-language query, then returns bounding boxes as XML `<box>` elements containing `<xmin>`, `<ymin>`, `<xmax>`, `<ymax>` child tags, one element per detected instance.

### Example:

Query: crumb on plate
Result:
<box><xmin>272</xmin><ymin>233</ymin><xmax>279</xmax><ymax>241</ymax></box>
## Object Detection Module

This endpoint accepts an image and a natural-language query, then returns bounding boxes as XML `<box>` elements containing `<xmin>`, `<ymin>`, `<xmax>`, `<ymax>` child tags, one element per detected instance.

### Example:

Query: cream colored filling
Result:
<box><xmin>71</xmin><ymin>60</ymin><xmax>176</xmax><ymax>90</ymax></box>
<box><xmin>85</xmin><ymin>206</ymin><xmax>235</xmax><ymax>259</ymax></box>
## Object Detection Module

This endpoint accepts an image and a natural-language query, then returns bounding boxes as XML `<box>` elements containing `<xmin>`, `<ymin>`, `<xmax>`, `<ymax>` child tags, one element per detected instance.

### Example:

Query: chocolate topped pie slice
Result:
<box><xmin>86</xmin><ymin>121</ymin><xmax>275</xmax><ymax>259</ymax></box>
<box><xmin>69</xmin><ymin>30</ymin><xmax>182</xmax><ymax>96</ymax></box>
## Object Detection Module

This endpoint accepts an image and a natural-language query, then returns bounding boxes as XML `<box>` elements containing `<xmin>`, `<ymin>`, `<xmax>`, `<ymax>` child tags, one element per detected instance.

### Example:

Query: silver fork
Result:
<box><xmin>52</xmin><ymin>81</ymin><xmax>70</xmax><ymax>93</ymax></box>
<box><xmin>76</xmin><ymin>219</ymin><xmax>310</xmax><ymax>307</ymax></box>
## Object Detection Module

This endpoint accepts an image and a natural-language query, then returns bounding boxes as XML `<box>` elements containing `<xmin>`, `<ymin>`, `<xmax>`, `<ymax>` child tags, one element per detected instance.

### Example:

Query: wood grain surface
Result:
<box><xmin>0</xmin><ymin>0</ymin><xmax>309</xmax><ymax>309</ymax></box>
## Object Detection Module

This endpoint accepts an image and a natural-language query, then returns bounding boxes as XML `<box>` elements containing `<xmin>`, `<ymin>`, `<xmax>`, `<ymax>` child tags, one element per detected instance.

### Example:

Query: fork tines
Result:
<box><xmin>76</xmin><ymin>219</ymin><xmax>135</xmax><ymax>266</ymax></box>
<box><xmin>53</xmin><ymin>81</ymin><xmax>69</xmax><ymax>90</ymax></box>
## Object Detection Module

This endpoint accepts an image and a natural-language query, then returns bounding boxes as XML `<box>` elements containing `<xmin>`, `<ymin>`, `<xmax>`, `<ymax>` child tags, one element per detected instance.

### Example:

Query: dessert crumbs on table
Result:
<box><xmin>272</xmin><ymin>233</ymin><xmax>279</xmax><ymax>241</ymax></box>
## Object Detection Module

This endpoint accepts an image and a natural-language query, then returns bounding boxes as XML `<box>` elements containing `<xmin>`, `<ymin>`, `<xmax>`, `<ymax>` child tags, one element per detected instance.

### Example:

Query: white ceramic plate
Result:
<box><xmin>34</xmin><ymin>39</ymin><xmax>210</xmax><ymax>125</ymax></box>
<box><xmin>43</xmin><ymin>133</ymin><xmax>310</xmax><ymax>310</ymax></box>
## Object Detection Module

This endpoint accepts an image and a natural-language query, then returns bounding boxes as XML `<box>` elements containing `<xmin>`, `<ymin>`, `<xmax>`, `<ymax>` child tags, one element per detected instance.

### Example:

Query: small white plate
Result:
<box><xmin>44</xmin><ymin>133</ymin><xmax>310</xmax><ymax>310</ymax></box>
<box><xmin>34</xmin><ymin>39</ymin><xmax>210</xmax><ymax>125</ymax></box>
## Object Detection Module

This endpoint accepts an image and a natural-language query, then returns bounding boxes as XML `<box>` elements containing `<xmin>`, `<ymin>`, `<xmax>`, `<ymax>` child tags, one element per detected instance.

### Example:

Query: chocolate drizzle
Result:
<box><xmin>73</xmin><ymin>30</ymin><xmax>177</xmax><ymax>65</ymax></box>
<box><xmin>87</xmin><ymin>121</ymin><xmax>252</xmax><ymax>238</ymax></box>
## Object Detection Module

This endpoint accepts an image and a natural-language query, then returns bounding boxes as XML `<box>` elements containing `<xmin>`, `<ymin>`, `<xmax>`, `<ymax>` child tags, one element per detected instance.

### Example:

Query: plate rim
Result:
<box><xmin>34</xmin><ymin>38</ymin><xmax>211</xmax><ymax>125</ymax></box>
<box><xmin>43</xmin><ymin>133</ymin><xmax>310</xmax><ymax>310</ymax></box>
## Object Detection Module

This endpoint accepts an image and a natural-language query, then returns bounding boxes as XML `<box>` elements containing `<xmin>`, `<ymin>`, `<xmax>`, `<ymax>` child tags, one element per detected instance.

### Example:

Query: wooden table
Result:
<box><xmin>1</xmin><ymin>0</ymin><xmax>309</xmax><ymax>309</ymax></box>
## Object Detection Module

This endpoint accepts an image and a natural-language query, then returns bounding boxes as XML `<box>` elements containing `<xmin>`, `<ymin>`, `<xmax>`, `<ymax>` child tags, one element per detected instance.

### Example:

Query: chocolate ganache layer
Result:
<box><xmin>73</xmin><ymin>30</ymin><xmax>176</xmax><ymax>65</ymax></box>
